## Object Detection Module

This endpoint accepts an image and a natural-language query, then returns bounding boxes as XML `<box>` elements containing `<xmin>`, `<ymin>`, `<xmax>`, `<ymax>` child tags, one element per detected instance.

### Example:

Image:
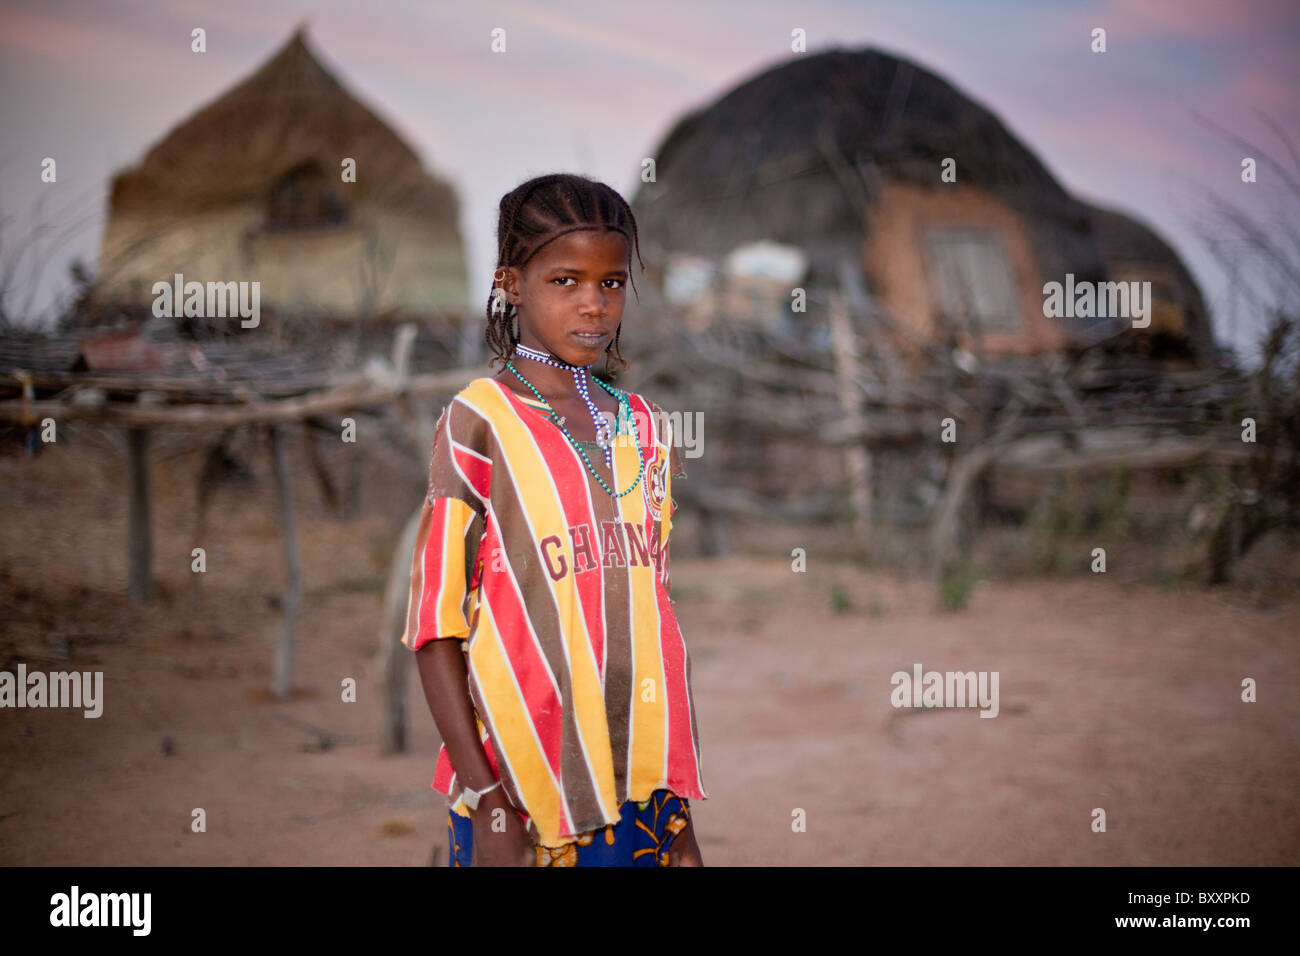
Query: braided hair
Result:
<box><xmin>486</xmin><ymin>174</ymin><xmax>645</xmax><ymax>376</ymax></box>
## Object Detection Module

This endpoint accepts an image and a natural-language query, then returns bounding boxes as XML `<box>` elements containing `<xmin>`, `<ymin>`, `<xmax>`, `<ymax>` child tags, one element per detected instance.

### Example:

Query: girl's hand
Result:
<box><xmin>666</xmin><ymin>814</ymin><xmax>704</xmax><ymax>866</ymax></box>
<box><xmin>469</xmin><ymin>789</ymin><xmax>536</xmax><ymax>867</ymax></box>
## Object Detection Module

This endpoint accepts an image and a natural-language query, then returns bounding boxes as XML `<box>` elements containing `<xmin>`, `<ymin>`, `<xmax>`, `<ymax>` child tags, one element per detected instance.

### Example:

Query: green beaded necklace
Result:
<box><xmin>504</xmin><ymin>360</ymin><xmax>646</xmax><ymax>499</ymax></box>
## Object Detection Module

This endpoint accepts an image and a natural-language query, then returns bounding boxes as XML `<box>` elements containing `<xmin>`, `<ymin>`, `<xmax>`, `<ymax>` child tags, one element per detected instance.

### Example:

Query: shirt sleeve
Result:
<box><xmin>401</xmin><ymin>398</ymin><xmax>492</xmax><ymax>651</ymax></box>
<box><xmin>669</xmin><ymin>441</ymin><xmax>686</xmax><ymax>481</ymax></box>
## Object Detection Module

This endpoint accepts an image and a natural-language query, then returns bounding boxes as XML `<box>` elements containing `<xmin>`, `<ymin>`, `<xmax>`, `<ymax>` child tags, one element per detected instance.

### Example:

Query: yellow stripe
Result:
<box><xmin>398</xmin><ymin>504</ymin><xmax>430</xmax><ymax>649</ymax></box>
<box><xmin>462</xmin><ymin>380</ymin><xmax>619</xmax><ymax>823</ymax></box>
<box><xmin>435</xmin><ymin>498</ymin><xmax>476</xmax><ymax>636</ymax></box>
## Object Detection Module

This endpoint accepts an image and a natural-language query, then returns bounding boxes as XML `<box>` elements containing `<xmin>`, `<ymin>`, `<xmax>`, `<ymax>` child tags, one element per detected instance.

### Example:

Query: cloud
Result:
<box><xmin>0</xmin><ymin>6</ymin><xmax>163</xmax><ymax>62</ymax></box>
<box><xmin>493</xmin><ymin>0</ymin><xmax>731</xmax><ymax>85</ymax></box>
<box><xmin>1080</xmin><ymin>0</ymin><xmax>1300</xmax><ymax>43</ymax></box>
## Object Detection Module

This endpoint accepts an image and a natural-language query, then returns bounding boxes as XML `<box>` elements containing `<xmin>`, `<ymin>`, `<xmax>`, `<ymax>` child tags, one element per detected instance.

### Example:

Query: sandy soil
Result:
<box><xmin>1</xmin><ymin>434</ymin><xmax>1297</xmax><ymax>866</ymax></box>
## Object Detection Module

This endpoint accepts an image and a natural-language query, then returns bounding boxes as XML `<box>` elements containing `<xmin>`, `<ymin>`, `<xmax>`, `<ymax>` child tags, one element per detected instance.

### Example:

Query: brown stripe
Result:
<box><xmin>600</xmin><ymin>490</ymin><xmax>633</xmax><ymax>798</ymax></box>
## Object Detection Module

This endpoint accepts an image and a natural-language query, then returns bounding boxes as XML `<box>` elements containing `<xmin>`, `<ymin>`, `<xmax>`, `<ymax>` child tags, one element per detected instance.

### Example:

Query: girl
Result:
<box><xmin>401</xmin><ymin>174</ymin><xmax>707</xmax><ymax>866</ymax></box>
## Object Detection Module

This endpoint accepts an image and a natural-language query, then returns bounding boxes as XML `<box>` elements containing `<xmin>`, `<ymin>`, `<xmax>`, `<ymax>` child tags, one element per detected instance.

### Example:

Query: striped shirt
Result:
<box><xmin>401</xmin><ymin>376</ymin><xmax>707</xmax><ymax>847</ymax></box>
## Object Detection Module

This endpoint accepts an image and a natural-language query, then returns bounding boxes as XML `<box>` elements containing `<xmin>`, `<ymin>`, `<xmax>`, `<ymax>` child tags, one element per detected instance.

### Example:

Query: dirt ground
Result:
<box><xmin>1</xmin><ymin>432</ymin><xmax>1297</xmax><ymax>866</ymax></box>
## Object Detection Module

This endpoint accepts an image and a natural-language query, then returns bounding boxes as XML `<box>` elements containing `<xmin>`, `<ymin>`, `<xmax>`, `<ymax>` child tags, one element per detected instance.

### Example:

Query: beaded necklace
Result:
<box><xmin>506</xmin><ymin>345</ymin><xmax>645</xmax><ymax>499</ymax></box>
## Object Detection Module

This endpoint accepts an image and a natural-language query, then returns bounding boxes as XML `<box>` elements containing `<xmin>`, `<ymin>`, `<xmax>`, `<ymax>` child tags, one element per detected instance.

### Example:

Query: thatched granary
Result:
<box><xmin>632</xmin><ymin>47</ymin><xmax>1214</xmax><ymax>367</ymax></box>
<box><xmin>92</xmin><ymin>27</ymin><xmax>467</xmax><ymax>323</ymax></box>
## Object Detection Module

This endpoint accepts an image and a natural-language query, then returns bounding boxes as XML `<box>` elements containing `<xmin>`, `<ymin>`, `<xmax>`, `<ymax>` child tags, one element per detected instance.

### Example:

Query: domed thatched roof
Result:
<box><xmin>1088</xmin><ymin>204</ymin><xmax>1201</xmax><ymax>273</ymax></box>
<box><xmin>632</xmin><ymin>46</ymin><xmax>1104</xmax><ymax>284</ymax></box>
<box><xmin>1086</xmin><ymin>203</ymin><xmax>1216</xmax><ymax>360</ymax></box>
<box><xmin>107</xmin><ymin>26</ymin><xmax>457</xmax><ymax>220</ymax></box>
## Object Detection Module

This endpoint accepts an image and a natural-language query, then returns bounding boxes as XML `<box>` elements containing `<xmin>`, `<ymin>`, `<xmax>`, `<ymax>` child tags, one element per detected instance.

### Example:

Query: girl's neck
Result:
<box><xmin>510</xmin><ymin>340</ymin><xmax>601</xmax><ymax>398</ymax></box>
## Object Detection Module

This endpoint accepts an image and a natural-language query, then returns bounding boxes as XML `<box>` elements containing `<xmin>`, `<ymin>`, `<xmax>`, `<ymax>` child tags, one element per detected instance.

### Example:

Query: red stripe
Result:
<box><xmin>432</xmin><ymin>745</ymin><xmax>454</xmax><ymax>790</ymax></box>
<box><xmin>656</xmin><ymin>582</ymin><xmax>699</xmax><ymax>790</ymax></box>
<box><xmin>452</xmin><ymin>439</ymin><xmax>492</xmax><ymax>501</ymax></box>
<box><xmin>430</xmin><ymin>735</ymin><xmax>503</xmax><ymax>790</ymax></box>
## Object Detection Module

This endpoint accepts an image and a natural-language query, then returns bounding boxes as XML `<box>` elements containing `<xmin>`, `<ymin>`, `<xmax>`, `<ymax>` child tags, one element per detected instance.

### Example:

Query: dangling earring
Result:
<box><xmin>491</xmin><ymin>268</ymin><xmax>507</xmax><ymax>321</ymax></box>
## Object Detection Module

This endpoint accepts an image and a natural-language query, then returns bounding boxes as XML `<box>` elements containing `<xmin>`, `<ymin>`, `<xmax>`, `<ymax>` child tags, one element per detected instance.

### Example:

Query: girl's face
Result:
<box><xmin>504</xmin><ymin>228</ymin><xmax>629</xmax><ymax>367</ymax></box>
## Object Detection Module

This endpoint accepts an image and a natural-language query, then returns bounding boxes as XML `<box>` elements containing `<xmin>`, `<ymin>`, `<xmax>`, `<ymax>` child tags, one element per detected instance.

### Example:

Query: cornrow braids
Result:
<box><xmin>486</xmin><ymin>173</ymin><xmax>646</xmax><ymax>378</ymax></box>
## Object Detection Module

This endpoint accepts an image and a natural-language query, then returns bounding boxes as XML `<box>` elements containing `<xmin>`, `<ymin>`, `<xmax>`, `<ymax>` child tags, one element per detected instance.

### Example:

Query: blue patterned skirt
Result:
<box><xmin>449</xmin><ymin>789</ymin><xmax>690</xmax><ymax>867</ymax></box>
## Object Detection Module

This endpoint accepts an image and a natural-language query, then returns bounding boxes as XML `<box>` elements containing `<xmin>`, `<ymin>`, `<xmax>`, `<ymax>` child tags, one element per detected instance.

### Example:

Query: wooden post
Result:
<box><xmin>828</xmin><ymin>289</ymin><xmax>873</xmax><ymax>540</ymax></box>
<box><xmin>929</xmin><ymin>444</ymin><xmax>990</xmax><ymax>576</ymax></box>
<box><xmin>392</xmin><ymin>323</ymin><xmax>417</xmax><ymax>384</ymax></box>
<box><xmin>379</xmin><ymin>504</ymin><xmax>423</xmax><ymax>754</ymax></box>
<box><xmin>302</xmin><ymin>422</ymin><xmax>340</xmax><ymax>514</ymax></box>
<box><xmin>269</xmin><ymin>424</ymin><xmax>302</xmax><ymax>701</ymax></box>
<box><xmin>188</xmin><ymin>429</ymin><xmax>237</xmax><ymax>625</ymax></box>
<box><xmin>126</xmin><ymin>427</ymin><xmax>152</xmax><ymax>602</ymax></box>
<box><xmin>929</xmin><ymin>401</ymin><xmax>1025</xmax><ymax>576</ymax></box>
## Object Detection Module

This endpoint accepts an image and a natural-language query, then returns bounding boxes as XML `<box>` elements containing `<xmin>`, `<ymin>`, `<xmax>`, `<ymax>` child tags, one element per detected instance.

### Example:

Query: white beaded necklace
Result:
<box><xmin>510</xmin><ymin>342</ymin><xmax>631</xmax><ymax>474</ymax></box>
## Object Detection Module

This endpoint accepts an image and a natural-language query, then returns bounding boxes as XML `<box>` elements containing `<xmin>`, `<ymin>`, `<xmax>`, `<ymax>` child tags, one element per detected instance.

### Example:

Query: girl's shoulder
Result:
<box><xmin>433</xmin><ymin>378</ymin><xmax>515</xmax><ymax>447</ymax></box>
<box><xmin>457</xmin><ymin>376</ymin><xmax>509</xmax><ymax>403</ymax></box>
<box><xmin>447</xmin><ymin>375</ymin><xmax>540</xmax><ymax>415</ymax></box>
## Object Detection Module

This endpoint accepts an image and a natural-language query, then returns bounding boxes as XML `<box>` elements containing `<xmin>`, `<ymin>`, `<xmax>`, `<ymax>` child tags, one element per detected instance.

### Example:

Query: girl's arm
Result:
<box><xmin>415</xmin><ymin>640</ymin><xmax>535</xmax><ymax>866</ymax></box>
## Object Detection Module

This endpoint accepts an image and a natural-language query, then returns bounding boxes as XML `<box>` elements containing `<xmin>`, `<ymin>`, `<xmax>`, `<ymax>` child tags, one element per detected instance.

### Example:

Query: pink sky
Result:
<box><xmin>1</xmin><ymin>0</ymin><xmax>1296</xmax><ymax>362</ymax></box>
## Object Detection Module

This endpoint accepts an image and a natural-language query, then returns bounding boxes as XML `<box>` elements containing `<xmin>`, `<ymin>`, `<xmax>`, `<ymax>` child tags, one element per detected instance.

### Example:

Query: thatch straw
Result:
<box><xmin>107</xmin><ymin>26</ymin><xmax>457</xmax><ymax>219</ymax></box>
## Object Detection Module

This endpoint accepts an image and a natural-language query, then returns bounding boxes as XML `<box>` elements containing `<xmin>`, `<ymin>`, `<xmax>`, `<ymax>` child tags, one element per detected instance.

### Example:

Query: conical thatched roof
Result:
<box><xmin>107</xmin><ymin>26</ymin><xmax>457</xmax><ymax>219</ymax></box>
<box><xmin>632</xmin><ymin>46</ymin><xmax>1104</xmax><ymax>284</ymax></box>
